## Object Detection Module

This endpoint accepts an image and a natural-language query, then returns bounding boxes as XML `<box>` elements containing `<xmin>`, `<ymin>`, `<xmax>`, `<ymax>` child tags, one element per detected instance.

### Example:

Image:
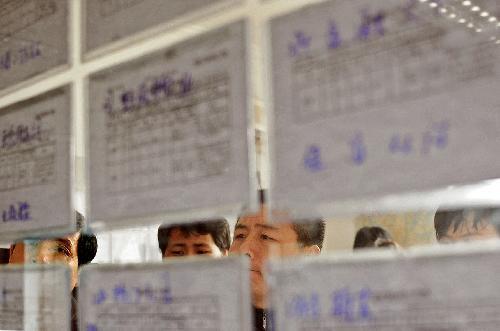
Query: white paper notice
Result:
<box><xmin>0</xmin><ymin>86</ymin><xmax>73</xmax><ymax>242</ymax></box>
<box><xmin>79</xmin><ymin>257</ymin><xmax>252</xmax><ymax>331</ymax></box>
<box><xmin>0</xmin><ymin>264</ymin><xmax>70</xmax><ymax>331</ymax></box>
<box><xmin>0</xmin><ymin>0</ymin><xmax>68</xmax><ymax>91</ymax></box>
<box><xmin>269</xmin><ymin>247</ymin><xmax>500</xmax><ymax>330</ymax></box>
<box><xmin>83</xmin><ymin>0</ymin><xmax>242</xmax><ymax>54</ymax></box>
<box><xmin>270</xmin><ymin>0</ymin><xmax>500</xmax><ymax>213</ymax></box>
<box><xmin>88</xmin><ymin>21</ymin><xmax>253</xmax><ymax>224</ymax></box>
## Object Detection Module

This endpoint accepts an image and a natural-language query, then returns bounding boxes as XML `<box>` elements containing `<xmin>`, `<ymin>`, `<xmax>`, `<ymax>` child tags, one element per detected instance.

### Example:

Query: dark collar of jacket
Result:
<box><xmin>254</xmin><ymin>306</ymin><xmax>268</xmax><ymax>331</ymax></box>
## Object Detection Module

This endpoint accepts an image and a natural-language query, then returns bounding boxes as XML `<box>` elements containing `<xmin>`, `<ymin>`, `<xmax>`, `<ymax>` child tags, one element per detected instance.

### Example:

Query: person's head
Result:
<box><xmin>37</xmin><ymin>233</ymin><xmax>81</xmax><ymax>290</ymax></box>
<box><xmin>229</xmin><ymin>198</ymin><xmax>325</xmax><ymax>308</ymax></box>
<box><xmin>9</xmin><ymin>212</ymin><xmax>98</xmax><ymax>290</ymax></box>
<box><xmin>353</xmin><ymin>226</ymin><xmax>397</xmax><ymax>250</ymax></box>
<box><xmin>434</xmin><ymin>207</ymin><xmax>500</xmax><ymax>243</ymax></box>
<box><xmin>158</xmin><ymin>219</ymin><xmax>231</xmax><ymax>258</ymax></box>
<box><xmin>39</xmin><ymin>212</ymin><xmax>97</xmax><ymax>289</ymax></box>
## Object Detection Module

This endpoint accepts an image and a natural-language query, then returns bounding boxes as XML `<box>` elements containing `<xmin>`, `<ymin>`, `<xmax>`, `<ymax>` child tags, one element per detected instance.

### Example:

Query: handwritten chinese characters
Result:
<box><xmin>0</xmin><ymin>286</ymin><xmax>24</xmax><ymax>329</ymax></box>
<box><xmin>2</xmin><ymin>201</ymin><xmax>31</xmax><ymax>223</ymax></box>
<box><xmin>290</xmin><ymin>6</ymin><xmax>497</xmax><ymax>123</ymax></box>
<box><xmin>103</xmin><ymin>72</ymin><xmax>193</xmax><ymax>115</ymax></box>
<box><xmin>0</xmin><ymin>265</ymin><xmax>70</xmax><ymax>331</ymax></box>
<box><xmin>345</xmin><ymin>120</ymin><xmax>450</xmax><ymax>167</ymax></box>
<box><xmin>271</xmin><ymin>0</ymin><xmax>500</xmax><ymax>208</ymax></box>
<box><xmin>89</xmin><ymin>21</ymin><xmax>251</xmax><ymax>223</ymax></box>
<box><xmin>93</xmin><ymin>276</ymin><xmax>173</xmax><ymax>306</ymax></box>
<box><xmin>286</xmin><ymin>288</ymin><xmax>373</xmax><ymax>322</ymax></box>
<box><xmin>103</xmin><ymin>71</ymin><xmax>231</xmax><ymax>194</ymax></box>
<box><xmin>79</xmin><ymin>258</ymin><xmax>251</xmax><ymax>331</ymax></box>
<box><xmin>0</xmin><ymin>41</ymin><xmax>42</xmax><ymax>71</ymax></box>
<box><xmin>87</xmin><ymin>281</ymin><xmax>220</xmax><ymax>330</ymax></box>
<box><xmin>270</xmin><ymin>249</ymin><xmax>500</xmax><ymax>331</ymax></box>
<box><xmin>0</xmin><ymin>0</ymin><xmax>67</xmax><ymax>91</ymax></box>
<box><xmin>0</xmin><ymin>86</ymin><xmax>73</xmax><ymax>241</ymax></box>
<box><xmin>0</xmin><ymin>109</ymin><xmax>56</xmax><ymax>192</ymax></box>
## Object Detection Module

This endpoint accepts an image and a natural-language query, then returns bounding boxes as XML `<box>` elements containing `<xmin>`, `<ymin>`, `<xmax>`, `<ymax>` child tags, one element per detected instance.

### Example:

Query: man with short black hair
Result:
<box><xmin>229</xmin><ymin>191</ymin><xmax>325</xmax><ymax>331</ymax></box>
<box><xmin>157</xmin><ymin>219</ymin><xmax>231</xmax><ymax>258</ymax></box>
<box><xmin>434</xmin><ymin>207</ymin><xmax>500</xmax><ymax>243</ymax></box>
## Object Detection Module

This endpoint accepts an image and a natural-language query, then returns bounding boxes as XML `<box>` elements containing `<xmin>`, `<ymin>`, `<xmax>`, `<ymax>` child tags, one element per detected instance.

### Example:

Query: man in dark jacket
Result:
<box><xmin>230</xmin><ymin>191</ymin><xmax>325</xmax><ymax>330</ymax></box>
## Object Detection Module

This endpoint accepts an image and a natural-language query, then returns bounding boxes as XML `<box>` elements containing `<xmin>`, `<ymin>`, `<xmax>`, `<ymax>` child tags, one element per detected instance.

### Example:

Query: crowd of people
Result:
<box><xmin>154</xmin><ymin>199</ymin><xmax>500</xmax><ymax>331</ymax></box>
<box><xmin>157</xmin><ymin>191</ymin><xmax>325</xmax><ymax>331</ymax></box>
<box><xmin>3</xmin><ymin>190</ymin><xmax>500</xmax><ymax>330</ymax></box>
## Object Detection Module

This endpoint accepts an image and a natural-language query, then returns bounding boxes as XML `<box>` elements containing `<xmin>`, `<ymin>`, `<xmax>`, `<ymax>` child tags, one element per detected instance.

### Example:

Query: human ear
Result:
<box><xmin>303</xmin><ymin>245</ymin><xmax>320</xmax><ymax>255</ymax></box>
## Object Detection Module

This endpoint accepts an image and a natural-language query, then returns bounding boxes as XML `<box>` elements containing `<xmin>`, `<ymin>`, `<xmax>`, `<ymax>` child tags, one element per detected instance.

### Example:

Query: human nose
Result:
<box><xmin>237</xmin><ymin>237</ymin><xmax>255</xmax><ymax>260</ymax></box>
<box><xmin>185</xmin><ymin>246</ymin><xmax>195</xmax><ymax>257</ymax></box>
<box><xmin>38</xmin><ymin>253</ymin><xmax>51</xmax><ymax>264</ymax></box>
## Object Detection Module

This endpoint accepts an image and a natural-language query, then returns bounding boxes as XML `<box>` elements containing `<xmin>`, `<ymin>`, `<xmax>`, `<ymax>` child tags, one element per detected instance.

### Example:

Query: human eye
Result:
<box><xmin>55</xmin><ymin>244</ymin><xmax>72</xmax><ymax>257</ymax></box>
<box><xmin>234</xmin><ymin>232</ymin><xmax>246</xmax><ymax>240</ymax></box>
<box><xmin>171</xmin><ymin>250</ymin><xmax>185</xmax><ymax>256</ymax></box>
<box><xmin>197</xmin><ymin>250</ymin><xmax>212</xmax><ymax>255</ymax></box>
<box><xmin>260</xmin><ymin>233</ymin><xmax>277</xmax><ymax>242</ymax></box>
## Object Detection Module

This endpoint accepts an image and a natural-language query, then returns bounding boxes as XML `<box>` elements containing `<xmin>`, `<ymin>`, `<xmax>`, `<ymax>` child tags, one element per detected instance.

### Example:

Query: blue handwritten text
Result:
<box><xmin>2</xmin><ymin>202</ymin><xmax>31</xmax><ymax>223</ymax></box>
<box><xmin>0</xmin><ymin>42</ymin><xmax>42</xmax><ymax>71</ymax></box>
<box><xmin>104</xmin><ymin>72</ymin><xmax>193</xmax><ymax>115</ymax></box>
